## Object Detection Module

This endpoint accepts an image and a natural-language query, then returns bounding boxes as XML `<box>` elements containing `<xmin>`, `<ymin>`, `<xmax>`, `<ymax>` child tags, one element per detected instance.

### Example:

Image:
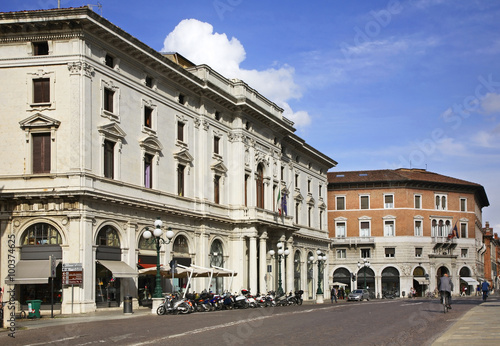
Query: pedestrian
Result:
<box><xmin>476</xmin><ymin>284</ymin><xmax>480</xmax><ymax>296</ymax></box>
<box><xmin>331</xmin><ymin>287</ymin><xmax>337</xmax><ymax>303</ymax></box>
<box><xmin>461</xmin><ymin>286</ymin><xmax>467</xmax><ymax>297</ymax></box>
<box><xmin>340</xmin><ymin>287</ymin><xmax>345</xmax><ymax>299</ymax></box>
<box><xmin>481</xmin><ymin>280</ymin><xmax>490</xmax><ymax>301</ymax></box>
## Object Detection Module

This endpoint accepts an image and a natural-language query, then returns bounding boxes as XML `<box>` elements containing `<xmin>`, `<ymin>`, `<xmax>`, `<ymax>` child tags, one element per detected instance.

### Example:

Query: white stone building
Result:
<box><xmin>0</xmin><ymin>7</ymin><xmax>336</xmax><ymax>316</ymax></box>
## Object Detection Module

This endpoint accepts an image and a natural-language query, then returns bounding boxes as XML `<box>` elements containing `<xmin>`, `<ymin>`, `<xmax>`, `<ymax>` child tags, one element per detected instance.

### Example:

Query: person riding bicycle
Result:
<box><xmin>439</xmin><ymin>273</ymin><xmax>453</xmax><ymax>309</ymax></box>
<box><xmin>481</xmin><ymin>280</ymin><xmax>490</xmax><ymax>301</ymax></box>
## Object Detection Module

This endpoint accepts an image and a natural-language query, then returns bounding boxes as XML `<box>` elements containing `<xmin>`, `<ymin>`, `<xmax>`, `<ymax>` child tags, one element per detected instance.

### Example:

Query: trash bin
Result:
<box><xmin>27</xmin><ymin>300</ymin><xmax>42</xmax><ymax>319</ymax></box>
<box><xmin>123</xmin><ymin>295</ymin><xmax>133</xmax><ymax>314</ymax></box>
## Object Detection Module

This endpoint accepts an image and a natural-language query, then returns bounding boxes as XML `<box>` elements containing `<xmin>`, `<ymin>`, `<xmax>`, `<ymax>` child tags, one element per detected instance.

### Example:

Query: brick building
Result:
<box><xmin>327</xmin><ymin>168</ymin><xmax>489</xmax><ymax>298</ymax></box>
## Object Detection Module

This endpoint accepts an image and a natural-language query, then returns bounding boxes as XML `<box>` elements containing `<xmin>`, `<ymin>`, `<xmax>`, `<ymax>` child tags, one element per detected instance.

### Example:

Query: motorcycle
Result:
<box><xmin>234</xmin><ymin>290</ymin><xmax>250</xmax><ymax>309</ymax></box>
<box><xmin>294</xmin><ymin>290</ymin><xmax>304</xmax><ymax>305</ymax></box>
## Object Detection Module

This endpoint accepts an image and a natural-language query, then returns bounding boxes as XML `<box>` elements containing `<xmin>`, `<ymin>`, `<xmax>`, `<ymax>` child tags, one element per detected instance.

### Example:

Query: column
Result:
<box><xmin>249</xmin><ymin>235</ymin><xmax>258</xmax><ymax>294</ymax></box>
<box><xmin>286</xmin><ymin>240</ymin><xmax>294</xmax><ymax>294</ymax></box>
<box><xmin>259</xmin><ymin>231</ymin><xmax>268</xmax><ymax>294</ymax></box>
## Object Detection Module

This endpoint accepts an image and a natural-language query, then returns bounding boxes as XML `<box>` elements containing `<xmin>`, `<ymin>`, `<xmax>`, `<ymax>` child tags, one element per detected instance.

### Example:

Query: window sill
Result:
<box><xmin>101</xmin><ymin>110</ymin><xmax>119</xmax><ymax>121</ymax></box>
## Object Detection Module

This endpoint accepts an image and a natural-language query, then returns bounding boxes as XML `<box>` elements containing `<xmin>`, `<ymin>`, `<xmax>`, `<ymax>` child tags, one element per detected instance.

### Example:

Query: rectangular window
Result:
<box><xmin>103</xmin><ymin>140</ymin><xmax>115</xmax><ymax>179</ymax></box>
<box><xmin>33</xmin><ymin>41</ymin><xmax>49</xmax><ymax>56</ymax></box>
<box><xmin>360</xmin><ymin>195</ymin><xmax>369</xmax><ymax>209</ymax></box>
<box><xmin>384</xmin><ymin>220</ymin><xmax>395</xmax><ymax>236</ymax></box>
<box><xmin>280</xmin><ymin>167</ymin><xmax>284</xmax><ymax>181</ymax></box>
<box><xmin>145</xmin><ymin>76</ymin><xmax>153</xmax><ymax>88</ymax></box>
<box><xmin>105</xmin><ymin>54</ymin><xmax>114</xmax><ymax>68</ymax></box>
<box><xmin>33</xmin><ymin>78</ymin><xmax>50</xmax><ymax>104</ymax></box>
<box><xmin>461</xmin><ymin>249</ymin><xmax>468</xmax><ymax>258</ymax></box>
<box><xmin>361</xmin><ymin>248</ymin><xmax>371</xmax><ymax>259</ymax></box>
<box><xmin>177</xmin><ymin>122</ymin><xmax>185</xmax><ymax>142</ymax></box>
<box><xmin>435</xmin><ymin>194</ymin><xmax>447</xmax><ymax>210</ymax></box>
<box><xmin>385</xmin><ymin>248</ymin><xmax>395</xmax><ymax>258</ymax></box>
<box><xmin>214</xmin><ymin>175</ymin><xmax>220</xmax><ymax>204</ymax></box>
<box><xmin>336</xmin><ymin>196</ymin><xmax>345</xmax><ymax>210</ymax></box>
<box><xmin>308</xmin><ymin>207</ymin><xmax>312</xmax><ymax>227</ymax></box>
<box><xmin>319</xmin><ymin>211</ymin><xmax>323</xmax><ymax>230</ymax></box>
<box><xmin>460</xmin><ymin>223</ymin><xmax>467</xmax><ymax>238</ymax></box>
<box><xmin>307</xmin><ymin>180</ymin><xmax>311</xmax><ymax>193</ymax></box>
<box><xmin>336</xmin><ymin>249</ymin><xmax>346</xmax><ymax>259</ymax></box>
<box><xmin>178</xmin><ymin>93</ymin><xmax>185</xmax><ymax>104</ymax></box>
<box><xmin>414</xmin><ymin>195</ymin><xmax>421</xmax><ymax>209</ymax></box>
<box><xmin>414</xmin><ymin>220</ymin><xmax>422</xmax><ymax>236</ymax></box>
<box><xmin>144</xmin><ymin>153</ymin><xmax>153</xmax><ymax>188</ymax></box>
<box><xmin>214</xmin><ymin>136</ymin><xmax>220</xmax><ymax>154</ymax></box>
<box><xmin>415</xmin><ymin>248</ymin><xmax>422</xmax><ymax>258</ymax></box>
<box><xmin>32</xmin><ymin>133</ymin><xmax>51</xmax><ymax>173</ymax></box>
<box><xmin>319</xmin><ymin>184</ymin><xmax>322</xmax><ymax>198</ymax></box>
<box><xmin>104</xmin><ymin>88</ymin><xmax>114</xmax><ymax>113</ymax></box>
<box><xmin>295</xmin><ymin>202</ymin><xmax>299</xmax><ymax>224</ymax></box>
<box><xmin>336</xmin><ymin>222</ymin><xmax>346</xmax><ymax>238</ymax></box>
<box><xmin>460</xmin><ymin>198</ymin><xmax>467</xmax><ymax>212</ymax></box>
<box><xmin>144</xmin><ymin>107</ymin><xmax>153</xmax><ymax>128</ymax></box>
<box><xmin>384</xmin><ymin>194</ymin><xmax>394</xmax><ymax>208</ymax></box>
<box><xmin>295</xmin><ymin>174</ymin><xmax>299</xmax><ymax>188</ymax></box>
<box><xmin>360</xmin><ymin>221</ymin><xmax>370</xmax><ymax>237</ymax></box>
<box><xmin>177</xmin><ymin>164</ymin><xmax>185</xmax><ymax>196</ymax></box>
<box><xmin>244</xmin><ymin>174</ymin><xmax>249</xmax><ymax>207</ymax></box>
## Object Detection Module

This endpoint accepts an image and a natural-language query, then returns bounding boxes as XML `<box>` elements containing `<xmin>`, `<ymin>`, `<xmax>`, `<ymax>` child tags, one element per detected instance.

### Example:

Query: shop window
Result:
<box><xmin>96</xmin><ymin>226</ymin><xmax>120</xmax><ymax>247</ymax></box>
<box><xmin>22</xmin><ymin>223</ymin><xmax>62</xmax><ymax>245</ymax></box>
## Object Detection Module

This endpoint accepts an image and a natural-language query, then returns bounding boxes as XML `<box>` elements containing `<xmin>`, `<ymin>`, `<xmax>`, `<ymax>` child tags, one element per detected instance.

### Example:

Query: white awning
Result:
<box><xmin>414</xmin><ymin>277</ymin><xmax>430</xmax><ymax>285</ymax></box>
<box><xmin>5</xmin><ymin>260</ymin><xmax>50</xmax><ymax>284</ymax></box>
<box><xmin>460</xmin><ymin>277</ymin><xmax>479</xmax><ymax>286</ymax></box>
<box><xmin>98</xmin><ymin>260</ymin><xmax>137</xmax><ymax>278</ymax></box>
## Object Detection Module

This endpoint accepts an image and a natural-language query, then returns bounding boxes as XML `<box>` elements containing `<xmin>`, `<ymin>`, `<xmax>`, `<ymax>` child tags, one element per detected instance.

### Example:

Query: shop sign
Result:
<box><xmin>63</xmin><ymin>270</ymin><xmax>83</xmax><ymax>285</ymax></box>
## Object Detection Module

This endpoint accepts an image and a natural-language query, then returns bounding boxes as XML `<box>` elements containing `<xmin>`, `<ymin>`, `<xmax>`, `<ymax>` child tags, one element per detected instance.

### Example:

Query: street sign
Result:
<box><xmin>50</xmin><ymin>255</ymin><xmax>57</xmax><ymax>278</ymax></box>
<box><xmin>63</xmin><ymin>263</ymin><xmax>83</xmax><ymax>272</ymax></box>
<box><xmin>63</xmin><ymin>270</ymin><xmax>83</xmax><ymax>285</ymax></box>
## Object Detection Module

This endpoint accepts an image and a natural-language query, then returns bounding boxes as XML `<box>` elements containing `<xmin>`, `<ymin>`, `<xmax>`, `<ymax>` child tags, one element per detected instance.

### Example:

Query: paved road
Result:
<box><xmin>0</xmin><ymin>297</ymin><xmax>484</xmax><ymax>345</ymax></box>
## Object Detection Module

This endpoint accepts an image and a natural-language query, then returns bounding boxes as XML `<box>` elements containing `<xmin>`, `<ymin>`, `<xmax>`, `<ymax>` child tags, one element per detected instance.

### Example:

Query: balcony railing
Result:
<box><xmin>331</xmin><ymin>236</ymin><xmax>375</xmax><ymax>247</ymax></box>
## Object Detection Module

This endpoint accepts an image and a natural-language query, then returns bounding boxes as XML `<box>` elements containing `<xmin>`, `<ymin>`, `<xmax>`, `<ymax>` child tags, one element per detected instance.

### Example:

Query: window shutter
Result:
<box><xmin>32</xmin><ymin>133</ymin><xmax>50</xmax><ymax>173</ymax></box>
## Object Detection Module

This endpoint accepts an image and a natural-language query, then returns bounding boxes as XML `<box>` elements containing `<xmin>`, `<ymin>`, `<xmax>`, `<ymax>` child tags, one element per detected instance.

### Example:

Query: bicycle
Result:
<box><xmin>440</xmin><ymin>290</ymin><xmax>450</xmax><ymax>313</ymax></box>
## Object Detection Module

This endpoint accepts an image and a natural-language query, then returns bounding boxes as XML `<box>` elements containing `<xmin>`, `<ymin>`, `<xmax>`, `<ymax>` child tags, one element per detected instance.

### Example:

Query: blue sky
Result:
<box><xmin>4</xmin><ymin>0</ymin><xmax>500</xmax><ymax>230</ymax></box>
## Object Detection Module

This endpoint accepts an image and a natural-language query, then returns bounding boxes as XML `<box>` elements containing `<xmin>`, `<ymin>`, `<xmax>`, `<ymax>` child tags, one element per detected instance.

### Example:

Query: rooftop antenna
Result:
<box><xmin>87</xmin><ymin>2</ymin><xmax>103</xmax><ymax>16</ymax></box>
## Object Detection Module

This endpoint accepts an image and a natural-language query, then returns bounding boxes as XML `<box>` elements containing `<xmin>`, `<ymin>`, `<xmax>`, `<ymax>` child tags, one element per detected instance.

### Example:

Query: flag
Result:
<box><xmin>452</xmin><ymin>224</ymin><xmax>459</xmax><ymax>239</ymax></box>
<box><xmin>281</xmin><ymin>192</ymin><xmax>287</xmax><ymax>216</ymax></box>
<box><xmin>276</xmin><ymin>189</ymin><xmax>281</xmax><ymax>216</ymax></box>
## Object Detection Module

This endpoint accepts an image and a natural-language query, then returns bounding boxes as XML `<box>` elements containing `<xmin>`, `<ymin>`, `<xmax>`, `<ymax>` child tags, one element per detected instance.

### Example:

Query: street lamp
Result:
<box><xmin>310</xmin><ymin>250</ymin><xmax>326</xmax><ymax>295</ymax></box>
<box><xmin>142</xmin><ymin>218</ymin><xmax>175</xmax><ymax>298</ymax></box>
<box><xmin>269</xmin><ymin>242</ymin><xmax>289</xmax><ymax>296</ymax></box>
<box><xmin>357</xmin><ymin>258</ymin><xmax>371</xmax><ymax>290</ymax></box>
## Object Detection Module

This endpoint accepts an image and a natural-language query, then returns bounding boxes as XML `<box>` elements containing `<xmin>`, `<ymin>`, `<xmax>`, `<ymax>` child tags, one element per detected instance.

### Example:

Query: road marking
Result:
<box><xmin>25</xmin><ymin>335</ymin><xmax>85</xmax><ymax>346</ymax></box>
<box><xmin>400</xmin><ymin>302</ymin><xmax>424</xmax><ymax>306</ymax></box>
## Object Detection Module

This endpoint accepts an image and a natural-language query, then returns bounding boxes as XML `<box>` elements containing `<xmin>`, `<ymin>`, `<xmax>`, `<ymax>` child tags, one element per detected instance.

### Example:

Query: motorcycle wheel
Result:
<box><xmin>297</xmin><ymin>299</ymin><xmax>303</xmax><ymax>306</ymax></box>
<box><xmin>157</xmin><ymin>305</ymin><xmax>166</xmax><ymax>316</ymax></box>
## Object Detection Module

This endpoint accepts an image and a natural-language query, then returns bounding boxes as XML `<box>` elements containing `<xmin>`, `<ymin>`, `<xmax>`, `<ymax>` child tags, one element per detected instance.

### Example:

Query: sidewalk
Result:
<box><xmin>432</xmin><ymin>299</ymin><xmax>500</xmax><ymax>345</ymax></box>
<box><xmin>12</xmin><ymin>306</ymin><xmax>152</xmax><ymax>330</ymax></box>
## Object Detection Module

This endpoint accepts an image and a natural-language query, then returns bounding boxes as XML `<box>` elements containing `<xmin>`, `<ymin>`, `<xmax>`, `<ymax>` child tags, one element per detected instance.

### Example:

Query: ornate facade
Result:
<box><xmin>0</xmin><ymin>7</ymin><xmax>336</xmax><ymax>316</ymax></box>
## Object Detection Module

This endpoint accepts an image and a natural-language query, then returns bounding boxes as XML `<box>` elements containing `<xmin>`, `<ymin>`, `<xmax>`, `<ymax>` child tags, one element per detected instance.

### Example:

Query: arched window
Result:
<box><xmin>96</xmin><ymin>226</ymin><xmax>120</xmax><ymax>247</ymax></box>
<box><xmin>256</xmin><ymin>164</ymin><xmax>264</xmax><ymax>208</ymax></box>
<box><xmin>173</xmin><ymin>235</ymin><xmax>189</xmax><ymax>254</ymax></box>
<box><xmin>22</xmin><ymin>223</ymin><xmax>62</xmax><ymax>245</ymax></box>
<box><xmin>138</xmin><ymin>234</ymin><xmax>155</xmax><ymax>250</ymax></box>
<box><xmin>294</xmin><ymin>250</ymin><xmax>301</xmax><ymax>291</ymax></box>
<box><xmin>210</xmin><ymin>239</ymin><xmax>224</xmax><ymax>267</ymax></box>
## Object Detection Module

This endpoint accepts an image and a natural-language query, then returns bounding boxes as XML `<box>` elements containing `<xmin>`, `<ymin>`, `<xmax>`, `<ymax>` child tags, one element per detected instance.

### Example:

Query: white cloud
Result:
<box><xmin>162</xmin><ymin>19</ymin><xmax>307</xmax><ymax>128</ymax></box>
<box><xmin>481</xmin><ymin>93</ymin><xmax>500</xmax><ymax>114</ymax></box>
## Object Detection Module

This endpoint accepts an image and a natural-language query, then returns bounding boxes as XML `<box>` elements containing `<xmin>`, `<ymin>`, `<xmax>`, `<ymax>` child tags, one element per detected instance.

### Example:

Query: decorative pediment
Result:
<box><xmin>211</xmin><ymin>161</ymin><xmax>228</xmax><ymax>175</ymax></box>
<box><xmin>139</xmin><ymin>136</ymin><xmax>163</xmax><ymax>152</ymax></box>
<box><xmin>306</xmin><ymin>194</ymin><xmax>315</xmax><ymax>206</ymax></box>
<box><xmin>19</xmin><ymin>113</ymin><xmax>60</xmax><ymax>130</ymax></box>
<box><xmin>173</xmin><ymin>149</ymin><xmax>194</xmax><ymax>164</ymax></box>
<box><xmin>98</xmin><ymin>123</ymin><xmax>126</xmax><ymax>140</ymax></box>
<box><xmin>318</xmin><ymin>200</ymin><xmax>326</xmax><ymax>210</ymax></box>
<box><xmin>294</xmin><ymin>190</ymin><xmax>304</xmax><ymax>202</ymax></box>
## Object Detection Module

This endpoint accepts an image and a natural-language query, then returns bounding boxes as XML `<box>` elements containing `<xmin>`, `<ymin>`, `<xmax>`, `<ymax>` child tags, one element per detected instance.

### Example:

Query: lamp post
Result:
<box><xmin>310</xmin><ymin>250</ymin><xmax>326</xmax><ymax>303</ymax></box>
<box><xmin>357</xmin><ymin>258</ymin><xmax>371</xmax><ymax>290</ymax></box>
<box><xmin>269</xmin><ymin>242</ymin><xmax>289</xmax><ymax>296</ymax></box>
<box><xmin>142</xmin><ymin>218</ymin><xmax>175</xmax><ymax>299</ymax></box>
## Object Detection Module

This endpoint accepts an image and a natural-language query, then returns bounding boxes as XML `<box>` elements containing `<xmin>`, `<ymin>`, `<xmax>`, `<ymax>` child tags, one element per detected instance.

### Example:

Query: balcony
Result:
<box><xmin>432</xmin><ymin>236</ymin><xmax>457</xmax><ymax>251</ymax></box>
<box><xmin>331</xmin><ymin>236</ymin><xmax>375</xmax><ymax>248</ymax></box>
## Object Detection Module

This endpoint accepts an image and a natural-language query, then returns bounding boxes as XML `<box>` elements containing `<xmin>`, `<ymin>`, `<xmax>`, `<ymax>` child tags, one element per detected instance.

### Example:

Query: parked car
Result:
<box><xmin>347</xmin><ymin>289</ymin><xmax>370</xmax><ymax>301</ymax></box>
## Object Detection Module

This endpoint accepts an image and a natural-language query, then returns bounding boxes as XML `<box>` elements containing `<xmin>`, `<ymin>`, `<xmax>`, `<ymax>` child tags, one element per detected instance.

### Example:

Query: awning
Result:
<box><xmin>98</xmin><ymin>260</ymin><xmax>137</xmax><ymax>278</ymax></box>
<box><xmin>5</xmin><ymin>260</ymin><xmax>51</xmax><ymax>284</ymax></box>
<box><xmin>414</xmin><ymin>277</ymin><xmax>430</xmax><ymax>285</ymax></box>
<box><xmin>461</xmin><ymin>277</ymin><xmax>479</xmax><ymax>286</ymax></box>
